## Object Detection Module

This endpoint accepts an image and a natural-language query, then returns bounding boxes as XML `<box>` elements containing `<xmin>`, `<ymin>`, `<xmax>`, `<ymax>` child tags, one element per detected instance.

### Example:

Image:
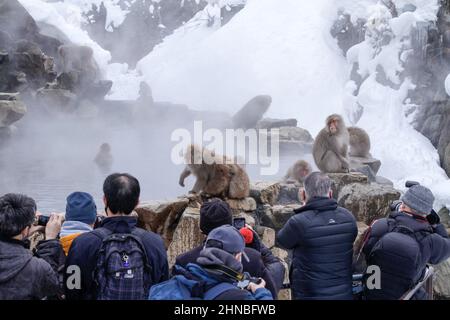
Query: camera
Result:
<box><xmin>36</xmin><ymin>214</ymin><xmax>50</xmax><ymax>226</ymax></box>
<box><xmin>237</xmin><ymin>272</ymin><xmax>263</xmax><ymax>289</ymax></box>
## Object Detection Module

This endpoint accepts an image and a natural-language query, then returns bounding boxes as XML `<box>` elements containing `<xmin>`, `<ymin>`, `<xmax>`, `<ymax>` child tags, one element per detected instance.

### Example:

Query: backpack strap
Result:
<box><xmin>203</xmin><ymin>282</ymin><xmax>237</xmax><ymax>300</ymax></box>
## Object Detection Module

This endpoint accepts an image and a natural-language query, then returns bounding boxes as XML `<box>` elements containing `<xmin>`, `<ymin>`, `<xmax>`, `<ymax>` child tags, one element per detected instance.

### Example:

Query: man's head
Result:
<box><xmin>400</xmin><ymin>185</ymin><xmax>435</xmax><ymax>217</ymax></box>
<box><xmin>301</xmin><ymin>171</ymin><xmax>332</xmax><ymax>201</ymax></box>
<box><xmin>199</xmin><ymin>198</ymin><xmax>233</xmax><ymax>235</ymax></box>
<box><xmin>103</xmin><ymin>173</ymin><xmax>140</xmax><ymax>216</ymax></box>
<box><xmin>0</xmin><ymin>193</ymin><xmax>36</xmax><ymax>239</ymax></box>
<box><xmin>66</xmin><ymin>192</ymin><xmax>97</xmax><ymax>225</ymax></box>
<box><xmin>199</xmin><ymin>225</ymin><xmax>249</xmax><ymax>272</ymax></box>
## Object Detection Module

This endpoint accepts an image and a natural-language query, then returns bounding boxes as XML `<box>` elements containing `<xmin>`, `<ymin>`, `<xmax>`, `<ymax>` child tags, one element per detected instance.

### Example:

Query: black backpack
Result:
<box><xmin>364</xmin><ymin>220</ymin><xmax>431</xmax><ymax>299</ymax></box>
<box><xmin>92</xmin><ymin>227</ymin><xmax>153</xmax><ymax>300</ymax></box>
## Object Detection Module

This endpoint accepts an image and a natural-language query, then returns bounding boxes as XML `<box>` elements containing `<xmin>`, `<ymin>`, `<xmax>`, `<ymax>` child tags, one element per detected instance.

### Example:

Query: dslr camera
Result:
<box><xmin>237</xmin><ymin>272</ymin><xmax>263</xmax><ymax>290</ymax></box>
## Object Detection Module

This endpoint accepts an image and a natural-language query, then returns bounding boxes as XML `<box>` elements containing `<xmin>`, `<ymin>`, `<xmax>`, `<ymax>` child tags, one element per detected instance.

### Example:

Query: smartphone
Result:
<box><xmin>233</xmin><ymin>217</ymin><xmax>246</xmax><ymax>230</ymax></box>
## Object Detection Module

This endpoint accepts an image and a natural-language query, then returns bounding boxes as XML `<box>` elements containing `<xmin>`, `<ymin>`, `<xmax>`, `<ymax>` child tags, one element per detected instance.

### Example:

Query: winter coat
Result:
<box><xmin>64</xmin><ymin>216</ymin><xmax>169</xmax><ymax>300</ymax></box>
<box><xmin>363</xmin><ymin>210</ymin><xmax>450</xmax><ymax>300</ymax></box>
<box><xmin>175</xmin><ymin>243</ymin><xmax>278</xmax><ymax>298</ymax></box>
<box><xmin>0</xmin><ymin>237</ymin><xmax>64</xmax><ymax>300</ymax></box>
<box><xmin>60</xmin><ymin>220</ymin><xmax>93</xmax><ymax>255</ymax></box>
<box><xmin>277</xmin><ymin>197</ymin><xmax>358</xmax><ymax>300</ymax></box>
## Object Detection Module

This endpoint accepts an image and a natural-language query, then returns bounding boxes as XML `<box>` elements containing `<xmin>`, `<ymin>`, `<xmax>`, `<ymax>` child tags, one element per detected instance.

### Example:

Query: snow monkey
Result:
<box><xmin>94</xmin><ymin>143</ymin><xmax>113</xmax><ymax>169</ymax></box>
<box><xmin>57</xmin><ymin>44</ymin><xmax>99</xmax><ymax>80</ymax></box>
<box><xmin>178</xmin><ymin>144</ymin><xmax>250</xmax><ymax>199</ymax></box>
<box><xmin>284</xmin><ymin>160</ymin><xmax>312</xmax><ymax>183</ymax></box>
<box><xmin>313</xmin><ymin>114</ymin><xmax>350</xmax><ymax>173</ymax></box>
<box><xmin>348</xmin><ymin>126</ymin><xmax>371</xmax><ymax>158</ymax></box>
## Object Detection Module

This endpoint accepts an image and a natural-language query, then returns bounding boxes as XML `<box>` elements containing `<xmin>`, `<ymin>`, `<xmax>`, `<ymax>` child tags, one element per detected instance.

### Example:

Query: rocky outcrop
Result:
<box><xmin>250</xmin><ymin>181</ymin><xmax>280</xmax><ymax>206</ymax></box>
<box><xmin>0</xmin><ymin>93</ymin><xmax>26</xmax><ymax>127</ymax></box>
<box><xmin>434</xmin><ymin>258</ymin><xmax>450</xmax><ymax>299</ymax></box>
<box><xmin>337</xmin><ymin>183</ymin><xmax>401</xmax><ymax>225</ymax></box>
<box><xmin>277</xmin><ymin>182</ymin><xmax>301</xmax><ymax>205</ymax></box>
<box><xmin>328</xmin><ymin>172</ymin><xmax>369</xmax><ymax>199</ymax></box>
<box><xmin>226</xmin><ymin>197</ymin><xmax>257</xmax><ymax>215</ymax></box>
<box><xmin>135</xmin><ymin>198</ymin><xmax>189</xmax><ymax>248</ymax></box>
<box><xmin>166</xmin><ymin>207</ymin><xmax>204</xmax><ymax>267</ymax></box>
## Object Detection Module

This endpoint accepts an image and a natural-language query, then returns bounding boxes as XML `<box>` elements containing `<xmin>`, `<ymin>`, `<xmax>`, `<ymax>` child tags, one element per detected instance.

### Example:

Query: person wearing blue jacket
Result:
<box><xmin>277</xmin><ymin>172</ymin><xmax>358</xmax><ymax>300</ymax></box>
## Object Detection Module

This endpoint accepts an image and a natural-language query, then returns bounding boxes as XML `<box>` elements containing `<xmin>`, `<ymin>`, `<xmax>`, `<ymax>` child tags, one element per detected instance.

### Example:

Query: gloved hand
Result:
<box><xmin>426</xmin><ymin>210</ymin><xmax>440</xmax><ymax>225</ymax></box>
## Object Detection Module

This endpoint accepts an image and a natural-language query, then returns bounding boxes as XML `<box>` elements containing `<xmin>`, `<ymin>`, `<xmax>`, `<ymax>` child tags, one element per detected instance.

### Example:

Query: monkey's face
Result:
<box><xmin>328</xmin><ymin>118</ymin><xmax>340</xmax><ymax>134</ymax></box>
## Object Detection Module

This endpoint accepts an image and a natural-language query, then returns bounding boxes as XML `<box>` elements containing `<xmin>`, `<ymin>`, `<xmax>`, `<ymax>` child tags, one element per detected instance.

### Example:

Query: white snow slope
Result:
<box><xmin>19</xmin><ymin>0</ymin><xmax>450</xmax><ymax>209</ymax></box>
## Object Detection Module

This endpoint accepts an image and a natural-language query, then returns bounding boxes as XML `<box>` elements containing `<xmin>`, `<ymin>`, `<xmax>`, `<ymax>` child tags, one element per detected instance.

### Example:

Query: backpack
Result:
<box><xmin>364</xmin><ymin>219</ymin><xmax>431</xmax><ymax>299</ymax></box>
<box><xmin>92</xmin><ymin>227</ymin><xmax>153</xmax><ymax>300</ymax></box>
<box><xmin>149</xmin><ymin>265</ymin><xmax>236</xmax><ymax>300</ymax></box>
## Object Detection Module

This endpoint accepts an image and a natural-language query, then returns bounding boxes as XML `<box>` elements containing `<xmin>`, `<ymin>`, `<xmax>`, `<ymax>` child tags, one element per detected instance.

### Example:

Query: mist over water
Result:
<box><xmin>0</xmin><ymin>110</ymin><xmax>298</xmax><ymax>213</ymax></box>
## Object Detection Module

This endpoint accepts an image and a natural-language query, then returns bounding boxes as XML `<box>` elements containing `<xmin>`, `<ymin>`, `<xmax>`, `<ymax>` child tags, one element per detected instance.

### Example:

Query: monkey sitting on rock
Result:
<box><xmin>313</xmin><ymin>114</ymin><xmax>350</xmax><ymax>173</ymax></box>
<box><xmin>348</xmin><ymin>126</ymin><xmax>371</xmax><ymax>158</ymax></box>
<box><xmin>178</xmin><ymin>144</ymin><xmax>250</xmax><ymax>199</ymax></box>
<box><xmin>284</xmin><ymin>160</ymin><xmax>312</xmax><ymax>184</ymax></box>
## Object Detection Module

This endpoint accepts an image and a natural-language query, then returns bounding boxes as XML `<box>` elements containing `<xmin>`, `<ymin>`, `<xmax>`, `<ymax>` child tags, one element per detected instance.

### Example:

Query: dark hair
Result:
<box><xmin>103</xmin><ymin>173</ymin><xmax>140</xmax><ymax>215</ymax></box>
<box><xmin>0</xmin><ymin>193</ymin><xmax>37</xmax><ymax>238</ymax></box>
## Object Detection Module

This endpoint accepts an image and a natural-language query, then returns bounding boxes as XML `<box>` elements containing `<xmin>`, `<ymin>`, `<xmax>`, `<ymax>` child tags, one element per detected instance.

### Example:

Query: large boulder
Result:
<box><xmin>438</xmin><ymin>207</ymin><xmax>450</xmax><ymax>228</ymax></box>
<box><xmin>277</xmin><ymin>182</ymin><xmax>301</xmax><ymax>205</ymax></box>
<box><xmin>255</xmin><ymin>226</ymin><xmax>276</xmax><ymax>249</ymax></box>
<box><xmin>261</xmin><ymin>204</ymin><xmax>298</xmax><ymax>231</ymax></box>
<box><xmin>433</xmin><ymin>258</ymin><xmax>450</xmax><ymax>299</ymax></box>
<box><xmin>135</xmin><ymin>197</ymin><xmax>189</xmax><ymax>248</ymax></box>
<box><xmin>250</xmin><ymin>181</ymin><xmax>280</xmax><ymax>206</ymax></box>
<box><xmin>226</xmin><ymin>197</ymin><xmax>257</xmax><ymax>215</ymax></box>
<box><xmin>0</xmin><ymin>93</ymin><xmax>26</xmax><ymax>127</ymax></box>
<box><xmin>166</xmin><ymin>207</ymin><xmax>204</xmax><ymax>268</ymax></box>
<box><xmin>261</xmin><ymin>126</ymin><xmax>314</xmax><ymax>154</ymax></box>
<box><xmin>327</xmin><ymin>172</ymin><xmax>369</xmax><ymax>199</ymax></box>
<box><xmin>337</xmin><ymin>183</ymin><xmax>400</xmax><ymax>225</ymax></box>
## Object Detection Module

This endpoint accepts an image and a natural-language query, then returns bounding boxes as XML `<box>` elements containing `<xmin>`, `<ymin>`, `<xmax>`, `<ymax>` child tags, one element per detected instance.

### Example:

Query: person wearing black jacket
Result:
<box><xmin>64</xmin><ymin>173</ymin><xmax>168</xmax><ymax>300</ymax></box>
<box><xmin>363</xmin><ymin>184</ymin><xmax>450</xmax><ymax>300</ymax></box>
<box><xmin>0</xmin><ymin>193</ymin><xmax>65</xmax><ymax>300</ymax></box>
<box><xmin>175</xmin><ymin>198</ymin><xmax>278</xmax><ymax>298</ymax></box>
<box><xmin>277</xmin><ymin>172</ymin><xmax>358</xmax><ymax>300</ymax></box>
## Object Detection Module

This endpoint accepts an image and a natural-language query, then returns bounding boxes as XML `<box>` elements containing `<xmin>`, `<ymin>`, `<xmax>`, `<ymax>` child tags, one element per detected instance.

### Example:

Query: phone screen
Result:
<box><xmin>233</xmin><ymin>218</ymin><xmax>246</xmax><ymax>230</ymax></box>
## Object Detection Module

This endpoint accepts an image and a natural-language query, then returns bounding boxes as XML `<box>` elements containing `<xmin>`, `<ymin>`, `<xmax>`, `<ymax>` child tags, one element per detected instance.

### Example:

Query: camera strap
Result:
<box><xmin>203</xmin><ymin>264</ymin><xmax>245</xmax><ymax>282</ymax></box>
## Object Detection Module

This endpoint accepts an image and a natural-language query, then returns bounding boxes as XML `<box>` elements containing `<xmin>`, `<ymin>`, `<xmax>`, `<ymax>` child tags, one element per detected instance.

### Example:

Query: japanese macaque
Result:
<box><xmin>348</xmin><ymin>126</ymin><xmax>371</xmax><ymax>158</ymax></box>
<box><xmin>178</xmin><ymin>144</ymin><xmax>250</xmax><ymax>199</ymax></box>
<box><xmin>284</xmin><ymin>160</ymin><xmax>312</xmax><ymax>183</ymax></box>
<box><xmin>232</xmin><ymin>95</ymin><xmax>272</xmax><ymax>129</ymax></box>
<box><xmin>313</xmin><ymin>114</ymin><xmax>350</xmax><ymax>173</ymax></box>
<box><xmin>94</xmin><ymin>143</ymin><xmax>113</xmax><ymax>170</ymax></box>
<box><xmin>57</xmin><ymin>44</ymin><xmax>98</xmax><ymax>80</ymax></box>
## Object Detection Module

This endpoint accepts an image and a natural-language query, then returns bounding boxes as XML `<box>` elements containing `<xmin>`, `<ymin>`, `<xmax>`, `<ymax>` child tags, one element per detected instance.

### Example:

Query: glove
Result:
<box><xmin>426</xmin><ymin>210</ymin><xmax>440</xmax><ymax>225</ymax></box>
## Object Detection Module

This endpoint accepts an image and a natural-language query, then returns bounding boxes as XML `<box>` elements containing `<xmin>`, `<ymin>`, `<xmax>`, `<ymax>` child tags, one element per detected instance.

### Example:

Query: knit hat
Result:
<box><xmin>199</xmin><ymin>198</ymin><xmax>232</xmax><ymax>235</ymax></box>
<box><xmin>401</xmin><ymin>185</ymin><xmax>435</xmax><ymax>217</ymax></box>
<box><xmin>65</xmin><ymin>192</ymin><xmax>97</xmax><ymax>225</ymax></box>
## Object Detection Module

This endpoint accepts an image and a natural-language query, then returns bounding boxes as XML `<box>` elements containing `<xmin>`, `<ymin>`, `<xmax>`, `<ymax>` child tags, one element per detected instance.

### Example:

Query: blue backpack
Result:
<box><xmin>93</xmin><ymin>227</ymin><xmax>153</xmax><ymax>300</ymax></box>
<box><xmin>149</xmin><ymin>265</ymin><xmax>236</xmax><ymax>300</ymax></box>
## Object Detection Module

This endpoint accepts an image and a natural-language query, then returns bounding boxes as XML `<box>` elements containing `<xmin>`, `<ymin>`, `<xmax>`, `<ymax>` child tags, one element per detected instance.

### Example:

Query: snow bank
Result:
<box><xmin>137</xmin><ymin>0</ymin><xmax>349</xmax><ymax>135</ymax></box>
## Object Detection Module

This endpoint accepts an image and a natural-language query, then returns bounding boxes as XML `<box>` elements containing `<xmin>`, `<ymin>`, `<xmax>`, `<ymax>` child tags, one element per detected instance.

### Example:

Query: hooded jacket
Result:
<box><xmin>60</xmin><ymin>220</ymin><xmax>93</xmax><ymax>255</ymax></box>
<box><xmin>0</xmin><ymin>237</ymin><xmax>64</xmax><ymax>300</ymax></box>
<box><xmin>276</xmin><ymin>197</ymin><xmax>358</xmax><ymax>300</ymax></box>
<box><xmin>192</xmin><ymin>247</ymin><xmax>273</xmax><ymax>300</ymax></box>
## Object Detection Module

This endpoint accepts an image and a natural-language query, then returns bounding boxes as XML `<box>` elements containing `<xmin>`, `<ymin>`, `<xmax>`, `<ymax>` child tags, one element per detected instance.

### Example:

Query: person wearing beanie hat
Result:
<box><xmin>199</xmin><ymin>198</ymin><xmax>232</xmax><ymax>235</ymax></box>
<box><xmin>60</xmin><ymin>192</ymin><xmax>98</xmax><ymax>255</ymax></box>
<box><xmin>362</xmin><ymin>183</ymin><xmax>450</xmax><ymax>300</ymax></box>
<box><xmin>174</xmin><ymin>198</ymin><xmax>279</xmax><ymax>298</ymax></box>
<box><xmin>400</xmin><ymin>185</ymin><xmax>435</xmax><ymax>217</ymax></box>
<box><xmin>166</xmin><ymin>225</ymin><xmax>272</xmax><ymax>300</ymax></box>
